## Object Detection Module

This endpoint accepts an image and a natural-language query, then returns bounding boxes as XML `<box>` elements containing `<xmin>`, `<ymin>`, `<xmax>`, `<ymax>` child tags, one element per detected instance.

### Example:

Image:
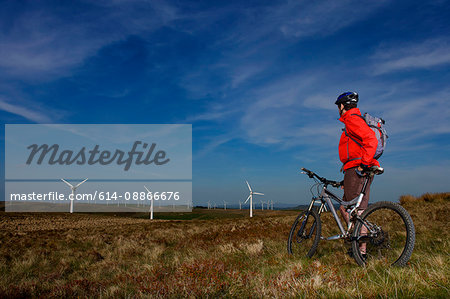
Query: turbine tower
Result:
<box><xmin>61</xmin><ymin>178</ymin><xmax>88</xmax><ymax>213</ymax></box>
<box><xmin>223</xmin><ymin>200</ymin><xmax>227</xmax><ymax>210</ymax></box>
<box><xmin>244</xmin><ymin>180</ymin><xmax>264</xmax><ymax>218</ymax></box>
<box><xmin>144</xmin><ymin>186</ymin><xmax>154</xmax><ymax>220</ymax></box>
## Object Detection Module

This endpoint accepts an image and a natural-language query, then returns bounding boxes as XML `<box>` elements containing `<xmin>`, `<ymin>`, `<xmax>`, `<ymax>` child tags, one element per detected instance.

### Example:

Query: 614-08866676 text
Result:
<box><xmin>98</xmin><ymin>191</ymin><xmax>180</xmax><ymax>201</ymax></box>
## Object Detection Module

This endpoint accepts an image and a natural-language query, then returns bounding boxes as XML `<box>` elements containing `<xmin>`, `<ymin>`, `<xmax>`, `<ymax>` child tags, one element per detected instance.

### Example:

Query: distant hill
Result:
<box><xmin>195</xmin><ymin>202</ymin><xmax>302</xmax><ymax>210</ymax></box>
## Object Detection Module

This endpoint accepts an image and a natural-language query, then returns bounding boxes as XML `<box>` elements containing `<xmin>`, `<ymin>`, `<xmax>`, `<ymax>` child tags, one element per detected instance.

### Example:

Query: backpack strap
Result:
<box><xmin>351</xmin><ymin>113</ymin><xmax>371</xmax><ymax>133</ymax></box>
<box><xmin>341</xmin><ymin>113</ymin><xmax>367</xmax><ymax>171</ymax></box>
<box><xmin>344</xmin><ymin>113</ymin><xmax>368</xmax><ymax>147</ymax></box>
<box><xmin>351</xmin><ymin>113</ymin><xmax>366</xmax><ymax>122</ymax></box>
<box><xmin>343</xmin><ymin>128</ymin><xmax>362</xmax><ymax>147</ymax></box>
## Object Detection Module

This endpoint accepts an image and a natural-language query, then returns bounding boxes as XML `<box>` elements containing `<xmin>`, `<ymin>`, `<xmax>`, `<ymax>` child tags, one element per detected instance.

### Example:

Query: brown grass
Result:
<box><xmin>0</xmin><ymin>193</ymin><xmax>448</xmax><ymax>298</ymax></box>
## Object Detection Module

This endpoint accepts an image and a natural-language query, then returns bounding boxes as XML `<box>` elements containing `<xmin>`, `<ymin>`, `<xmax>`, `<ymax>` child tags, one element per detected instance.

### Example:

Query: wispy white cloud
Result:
<box><xmin>0</xmin><ymin>97</ymin><xmax>59</xmax><ymax>123</ymax></box>
<box><xmin>188</xmin><ymin>61</ymin><xmax>450</xmax><ymax>164</ymax></box>
<box><xmin>371</xmin><ymin>37</ymin><xmax>450</xmax><ymax>74</ymax></box>
<box><xmin>193</xmin><ymin>134</ymin><xmax>234</xmax><ymax>160</ymax></box>
<box><xmin>239</xmin><ymin>74</ymin><xmax>321</xmax><ymax>146</ymax></box>
<box><xmin>179</xmin><ymin>0</ymin><xmax>387</xmax><ymax>101</ymax></box>
<box><xmin>303</xmin><ymin>94</ymin><xmax>337</xmax><ymax>111</ymax></box>
<box><xmin>189</xmin><ymin>72</ymin><xmax>340</xmax><ymax>154</ymax></box>
<box><xmin>209</xmin><ymin>0</ymin><xmax>387</xmax><ymax>48</ymax></box>
<box><xmin>0</xmin><ymin>0</ymin><xmax>179</xmax><ymax>79</ymax></box>
<box><xmin>186</xmin><ymin>106</ymin><xmax>239</xmax><ymax>123</ymax></box>
<box><xmin>380</xmin><ymin>89</ymin><xmax>450</xmax><ymax>136</ymax></box>
<box><xmin>230</xmin><ymin>64</ymin><xmax>266</xmax><ymax>89</ymax></box>
<box><xmin>277</xmin><ymin>0</ymin><xmax>388</xmax><ymax>38</ymax></box>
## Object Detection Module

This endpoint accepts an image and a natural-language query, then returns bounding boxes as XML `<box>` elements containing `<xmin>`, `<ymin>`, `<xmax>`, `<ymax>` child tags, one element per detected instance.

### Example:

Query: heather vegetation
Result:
<box><xmin>0</xmin><ymin>193</ymin><xmax>448</xmax><ymax>298</ymax></box>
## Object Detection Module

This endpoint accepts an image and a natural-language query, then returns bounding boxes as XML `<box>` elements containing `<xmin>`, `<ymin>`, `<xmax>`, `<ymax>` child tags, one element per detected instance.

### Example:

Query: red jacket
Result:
<box><xmin>339</xmin><ymin>108</ymin><xmax>380</xmax><ymax>171</ymax></box>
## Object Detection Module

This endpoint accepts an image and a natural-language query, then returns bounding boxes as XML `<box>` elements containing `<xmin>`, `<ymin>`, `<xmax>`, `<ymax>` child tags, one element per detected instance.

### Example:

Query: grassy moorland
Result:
<box><xmin>0</xmin><ymin>193</ymin><xmax>448</xmax><ymax>298</ymax></box>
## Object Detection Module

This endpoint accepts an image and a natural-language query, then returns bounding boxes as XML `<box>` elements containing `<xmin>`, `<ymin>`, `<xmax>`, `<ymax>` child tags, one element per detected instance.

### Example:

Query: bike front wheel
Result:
<box><xmin>287</xmin><ymin>208</ymin><xmax>321</xmax><ymax>258</ymax></box>
<box><xmin>352</xmin><ymin>201</ymin><xmax>415</xmax><ymax>266</ymax></box>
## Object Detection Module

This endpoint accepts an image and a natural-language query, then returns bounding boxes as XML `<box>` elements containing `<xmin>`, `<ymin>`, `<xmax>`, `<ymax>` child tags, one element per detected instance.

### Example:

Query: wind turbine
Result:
<box><xmin>261</xmin><ymin>200</ymin><xmax>264</xmax><ymax>210</ymax></box>
<box><xmin>223</xmin><ymin>200</ymin><xmax>227</xmax><ymax>210</ymax></box>
<box><xmin>144</xmin><ymin>186</ymin><xmax>154</xmax><ymax>220</ymax></box>
<box><xmin>239</xmin><ymin>200</ymin><xmax>242</xmax><ymax>210</ymax></box>
<box><xmin>244</xmin><ymin>180</ymin><xmax>264</xmax><ymax>218</ymax></box>
<box><xmin>207</xmin><ymin>201</ymin><xmax>211</xmax><ymax>209</ymax></box>
<box><xmin>61</xmin><ymin>178</ymin><xmax>88</xmax><ymax>213</ymax></box>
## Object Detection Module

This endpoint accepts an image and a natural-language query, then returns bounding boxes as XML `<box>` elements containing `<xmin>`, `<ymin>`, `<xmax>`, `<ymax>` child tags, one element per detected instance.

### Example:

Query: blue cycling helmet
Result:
<box><xmin>335</xmin><ymin>91</ymin><xmax>358</xmax><ymax>106</ymax></box>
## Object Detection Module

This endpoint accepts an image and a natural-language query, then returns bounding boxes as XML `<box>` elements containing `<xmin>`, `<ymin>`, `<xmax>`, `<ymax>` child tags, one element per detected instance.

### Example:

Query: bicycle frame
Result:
<box><xmin>290</xmin><ymin>167</ymin><xmax>414</xmax><ymax>267</ymax></box>
<box><xmin>306</xmin><ymin>175</ymin><xmax>372</xmax><ymax>241</ymax></box>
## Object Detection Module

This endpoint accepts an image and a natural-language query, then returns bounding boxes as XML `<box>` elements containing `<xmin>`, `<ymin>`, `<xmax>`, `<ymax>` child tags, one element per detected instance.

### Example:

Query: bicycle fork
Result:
<box><xmin>297</xmin><ymin>202</ymin><xmax>317</xmax><ymax>239</ymax></box>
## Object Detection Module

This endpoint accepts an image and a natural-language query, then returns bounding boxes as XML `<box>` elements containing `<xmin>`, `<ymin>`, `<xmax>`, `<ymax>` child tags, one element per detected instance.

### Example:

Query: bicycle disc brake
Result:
<box><xmin>370</xmin><ymin>226</ymin><xmax>389</xmax><ymax>248</ymax></box>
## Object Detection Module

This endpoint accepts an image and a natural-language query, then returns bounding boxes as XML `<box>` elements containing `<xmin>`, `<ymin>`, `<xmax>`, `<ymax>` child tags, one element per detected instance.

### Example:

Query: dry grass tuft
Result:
<box><xmin>241</xmin><ymin>239</ymin><xmax>264</xmax><ymax>255</ymax></box>
<box><xmin>400</xmin><ymin>192</ymin><xmax>450</xmax><ymax>205</ymax></box>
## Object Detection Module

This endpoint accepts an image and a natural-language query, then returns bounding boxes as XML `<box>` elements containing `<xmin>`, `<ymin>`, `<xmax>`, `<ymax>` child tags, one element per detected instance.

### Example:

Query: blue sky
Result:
<box><xmin>1</xmin><ymin>0</ymin><xmax>450</xmax><ymax>206</ymax></box>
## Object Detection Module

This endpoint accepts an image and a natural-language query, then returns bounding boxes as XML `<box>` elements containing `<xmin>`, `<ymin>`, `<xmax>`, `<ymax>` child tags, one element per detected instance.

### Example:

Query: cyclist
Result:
<box><xmin>335</xmin><ymin>91</ymin><xmax>380</xmax><ymax>257</ymax></box>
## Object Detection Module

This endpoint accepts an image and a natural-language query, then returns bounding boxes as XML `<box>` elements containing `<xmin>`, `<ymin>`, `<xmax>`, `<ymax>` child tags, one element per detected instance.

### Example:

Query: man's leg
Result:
<box><xmin>339</xmin><ymin>167</ymin><xmax>360</xmax><ymax>225</ymax></box>
<box><xmin>339</xmin><ymin>206</ymin><xmax>367</xmax><ymax>254</ymax></box>
<box><xmin>358</xmin><ymin>209</ymin><xmax>367</xmax><ymax>255</ymax></box>
<box><xmin>357</xmin><ymin>175</ymin><xmax>374</xmax><ymax>256</ymax></box>
<box><xmin>339</xmin><ymin>205</ymin><xmax>349</xmax><ymax>225</ymax></box>
<box><xmin>340</xmin><ymin>167</ymin><xmax>374</xmax><ymax>255</ymax></box>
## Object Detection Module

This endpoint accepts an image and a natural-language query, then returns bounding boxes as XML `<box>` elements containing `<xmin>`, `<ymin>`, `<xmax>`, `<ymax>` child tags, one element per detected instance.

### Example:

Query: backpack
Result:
<box><xmin>345</xmin><ymin>113</ymin><xmax>388</xmax><ymax>160</ymax></box>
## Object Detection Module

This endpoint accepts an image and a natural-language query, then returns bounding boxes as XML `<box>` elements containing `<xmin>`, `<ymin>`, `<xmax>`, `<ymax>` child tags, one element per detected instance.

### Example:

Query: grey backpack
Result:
<box><xmin>354</xmin><ymin>113</ymin><xmax>388</xmax><ymax>159</ymax></box>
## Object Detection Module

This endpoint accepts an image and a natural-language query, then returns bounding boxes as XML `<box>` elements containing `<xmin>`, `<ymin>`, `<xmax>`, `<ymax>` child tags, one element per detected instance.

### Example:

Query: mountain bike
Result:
<box><xmin>287</xmin><ymin>166</ymin><xmax>415</xmax><ymax>266</ymax></box>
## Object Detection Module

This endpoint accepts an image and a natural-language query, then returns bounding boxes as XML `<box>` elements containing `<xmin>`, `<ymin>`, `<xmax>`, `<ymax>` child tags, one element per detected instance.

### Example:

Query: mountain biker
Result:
<box><xmin>335</xmin><ymin>91</ymin><xmax>380</xmax><ymax>257</ymax></box>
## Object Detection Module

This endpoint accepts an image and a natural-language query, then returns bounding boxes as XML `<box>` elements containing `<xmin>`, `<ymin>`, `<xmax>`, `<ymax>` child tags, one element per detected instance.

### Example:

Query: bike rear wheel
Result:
<box><xmin>352</xmin><ymin>201</ymin><xmax>415</xmax><ymax>266</ymax></box>
<box><xmin>287</xmin><ymin>209</ymin><xmax>321</xmax><ymax>258</ymax></box>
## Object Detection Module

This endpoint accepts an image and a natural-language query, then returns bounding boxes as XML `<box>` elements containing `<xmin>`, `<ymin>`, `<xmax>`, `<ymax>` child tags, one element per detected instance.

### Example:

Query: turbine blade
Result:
<box><xmin>75</xmin><ymin>178</ymin><xmax>88</xmax><ymax>188</ymax></box>
<box><xmin>253</xmin><ymin>192</ymin><xmax>264</xmax><ymax>195</ymax></box>
<box><xmin>246</xmin><ymin>180</ymin><xmax>252</xmax><ymax>192</ymax></box>
<box><xmin>61</xmin><ymin>179</ymin><xmax>73</xmax><ymax>188</ymax></box>
<box><xmin>244</xmin><ymin>195</ymin><xmax>251</xmax><ymax>203</ymax></box>
<box><xmin>144</xmin><ymin>186</ymin><xmax>151</xmax><ymax>193</ymax></box>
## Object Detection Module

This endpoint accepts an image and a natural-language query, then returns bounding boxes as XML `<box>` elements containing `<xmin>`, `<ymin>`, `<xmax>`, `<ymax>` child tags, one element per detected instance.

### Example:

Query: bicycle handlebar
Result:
<box><xmin>300</xmin><ymin>167</ymin><xmax>342</xmax><ymax>188</ymax></box>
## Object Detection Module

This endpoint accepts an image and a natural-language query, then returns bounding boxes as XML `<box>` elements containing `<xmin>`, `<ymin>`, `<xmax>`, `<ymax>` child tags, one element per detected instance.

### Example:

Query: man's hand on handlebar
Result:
<box><xmin>357</xmin><ymin>163</ymin><xmax>370</xmax><ymax>173</ymax></box>
<box><xmin>356</xmin><ymin>164</ymin><xmax>369</xmax><ymax>177</ymax></box>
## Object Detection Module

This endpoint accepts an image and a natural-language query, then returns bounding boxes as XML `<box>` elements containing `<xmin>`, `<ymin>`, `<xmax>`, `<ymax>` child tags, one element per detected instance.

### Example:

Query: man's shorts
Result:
<box><xmin>342</xmin><ymin>167</ymin><xmax>374</xmax><ymax>210</ymax></box>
